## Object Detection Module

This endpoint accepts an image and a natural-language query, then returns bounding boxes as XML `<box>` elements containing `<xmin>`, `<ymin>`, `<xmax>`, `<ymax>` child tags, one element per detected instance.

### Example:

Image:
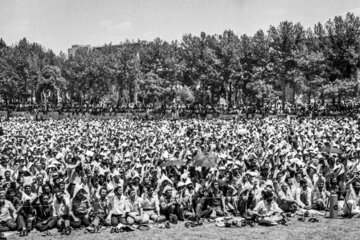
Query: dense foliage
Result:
<box><xmin>1</xmin><ymin>13</ymin><xmax>360</xmax><ymax>108</ymax></box>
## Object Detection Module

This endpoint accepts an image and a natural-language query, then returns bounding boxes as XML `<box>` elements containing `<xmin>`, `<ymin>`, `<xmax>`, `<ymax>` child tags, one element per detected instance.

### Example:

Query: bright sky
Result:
<box><xmin>0</xmin><ymin>0</ymin><xmax>360</xmax><ymax>54</ymax></box>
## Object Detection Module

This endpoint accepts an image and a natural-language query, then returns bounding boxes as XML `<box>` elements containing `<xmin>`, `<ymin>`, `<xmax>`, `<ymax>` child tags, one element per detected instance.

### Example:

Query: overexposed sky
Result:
<box><xmin>0</xmin><ymin>0</ymin><xmax>360</xmax><ymax>54</ymax></box>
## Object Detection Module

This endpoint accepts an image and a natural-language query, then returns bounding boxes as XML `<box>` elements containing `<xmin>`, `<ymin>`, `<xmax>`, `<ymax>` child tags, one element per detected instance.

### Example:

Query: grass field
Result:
<box><xmin>5</xmin><ymin>216</ymin><xmax>360</xmax><ymax>240</ymax></box>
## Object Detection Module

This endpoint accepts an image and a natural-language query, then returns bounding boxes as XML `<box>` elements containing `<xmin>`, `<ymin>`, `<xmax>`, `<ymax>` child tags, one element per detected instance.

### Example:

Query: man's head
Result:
<box><xmin>4</xmin><ymin>170</ymin><xmax>11</xmax><ymax>180</ymax></box>
<box><xmin>99</xmin><ymin>187</ymin><xmax>107</xmax><ymax>198</ymax></box>
<box><xmin>24</xmin><ymin>185</ymin><xmax>31</xmax><ymax>195</ymax></box>
<box><xmin>300</xmin><ymin>179</ymin><xmax>308</xmax><ymax>189</ymax></box>
<box><xmin>43</xmin><ymin>184</ymin><xmax>51</xmax><ymax>193</ymax></box>
<box><xmin>146</xmin><ymin>186</ymin><xmax>154</xmax><ymax>197</ymax></box>
<box><xmin>41</xmin><ymin>194</ymin><xmax>50</xmax><ymax>205</ymax></box>
<box><xmin>128</xmin><ymin>188</ymin><xmax>136</xmax><ymax>200</ymax></box>
<box><xmin>0</xmin><ymin>190</ymin><xmax>6</xmax><ymax>204</ymax></box>
<box><xmin>213</xmin><ymin>181</ymin><xmax>219</xmax><ymax>190</ymax></box>
<box><xmin>262</xmin><ymin>189</ymin><xmax>274</xmax><ymax>204</ymax></box>
<box><xmin>295</xmin><ymin>172</ymin><xmax>302</xmax><ymax>182</ymax></box>
<box><xmin>114</xmin><ymin>186</ymin><xmax>123</xmax><ymax>196</ymax></box>
<box><xmin>6</xmin><ymin>188</ymin><xmax>15</xmax><ymax>200</ymax></box>
<box><xmin>133</xmin><ymin>176</ymin><xmax>140</xmax><ymax>185</ymax></box>
<box><xmin>354</xmin><ymin>181</ymin><xmax>360</xmax><ymax>191</ymax></box>
<box><xmin>55</xmin><ymin>191</ymin><xmax>64</xmax><ymax>202</ymax></box>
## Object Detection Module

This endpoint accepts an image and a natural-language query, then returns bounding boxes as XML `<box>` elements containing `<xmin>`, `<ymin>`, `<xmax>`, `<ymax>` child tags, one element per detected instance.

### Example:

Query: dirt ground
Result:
<box><xmin>5</xmin><ymin>216</ymin><xmax>360</xmax><ymax>240</ymax></box>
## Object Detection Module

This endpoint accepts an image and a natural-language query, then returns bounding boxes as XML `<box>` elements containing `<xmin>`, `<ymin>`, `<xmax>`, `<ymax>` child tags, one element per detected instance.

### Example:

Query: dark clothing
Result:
<box><xmin>35</xmin><ymin>217</ymin><xmax>57</xmax><ymax>232</ymax></box>
<box><xmin>17</xmin><ymin>213</ymin><xmax>34</xmax><ymax>231</ymax></box>
<box><xmin>34</xmin><ymin>201</ymin><xmax>54</xmax><ymax>221</ymax></box>
<box><xmin>0</xmin><ymin>219</ymin><xmax>17</xmax><ymax>232</ymax></box>
<box><xmin>210</xmin><ymin>190</ymin><xmax>223</xmax><ymax>207</ymax></box>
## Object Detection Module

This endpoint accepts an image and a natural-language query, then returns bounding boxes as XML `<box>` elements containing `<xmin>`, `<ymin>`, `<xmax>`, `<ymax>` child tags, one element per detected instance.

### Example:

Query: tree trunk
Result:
<box><xmin>211</xmin><ymin>87</ymin><xmax>215</xmax><ymax>105</ymax></box>
<box><xmin>228</xmin><ymin>81</ymin><xmax>232</xmax><ymax>108</ymax></box>
<box><xmin>234</xmin><ymin>88</ymin><xmax>238</xmax><ymax>108</ymax></box>
<box><xmin>282</xmin><ymin>77</ymin><xmax>286</xmax><ymax>111</ymax></box>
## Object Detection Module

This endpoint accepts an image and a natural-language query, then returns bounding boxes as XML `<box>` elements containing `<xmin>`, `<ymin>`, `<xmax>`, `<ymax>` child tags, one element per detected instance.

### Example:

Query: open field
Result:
<box><xmin>5</xmin><ymin>217</ymin><xmax>360</xmax><ymax>240</ymax></box>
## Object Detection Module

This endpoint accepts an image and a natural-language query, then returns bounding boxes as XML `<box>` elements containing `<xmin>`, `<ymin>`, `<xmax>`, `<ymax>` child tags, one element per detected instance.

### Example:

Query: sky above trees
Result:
<box><xmin>1</xmin><ymin>0</ymin><xmax>360</xmax><ymax>54</ymax></box>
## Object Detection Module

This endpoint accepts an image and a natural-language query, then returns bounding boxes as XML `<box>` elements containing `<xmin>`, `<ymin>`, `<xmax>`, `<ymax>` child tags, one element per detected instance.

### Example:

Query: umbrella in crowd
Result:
<box><xmin>321</xmin><ymin>146</ymin><xmax>343</xmax><ymax>154</ymax></box>
<box><xmin>193</xmin><ymin>153</ymin><xmax>217</xmax><ymax>168</ymax></box>
<box><xmin>162</xmin><ymin>159</ymin><xmax>185</xmax><ymax>167</ymax></box>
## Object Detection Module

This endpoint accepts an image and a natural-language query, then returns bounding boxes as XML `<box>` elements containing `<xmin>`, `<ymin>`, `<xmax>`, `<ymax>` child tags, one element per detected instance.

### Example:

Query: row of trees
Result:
<box><xmin>1</xmin><ymin>13</ymin><xmax>360</xmax><ymax>108</ymax></box>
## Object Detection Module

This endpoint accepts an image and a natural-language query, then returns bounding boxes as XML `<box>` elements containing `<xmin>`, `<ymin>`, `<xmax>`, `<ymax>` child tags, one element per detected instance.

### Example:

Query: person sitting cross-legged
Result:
<box><xmin>127</xmin><ymin>188</ymin><xmax>147</xmax><ymax>225</ymax></box>
<box><xmin>70</xmin><ymin>186</ymin><xmax>92</xmax><ymax>229</ymax></box>
<box><xmin>311</xmin><ymin>178</ymin><xmax>330</xmax><ymax>210</ymax></box>
<box><xmin>141</xmin><ymin>186</ymin><xmax>163</xmax><ymax>223</ymax></box>
<box><xmin>159</xmin><ymin>186</ymin><xmax>178</xmax><ymax>223</ymax></box>
<box><xmin>53</xmin><ymin>191</ymin><xmax>72</xmax><ymax>235</ymax></box>
<box><xmin>106</xmin><ymin>186</ymin><xmax>130</xmax><ymax>229</ymax></box>
<box><xmin>277</xmin><ymin>184</ymin><xmax>297</xmax><ymax>213</ymax></box>
<box><xmin>208</xmin><ymin>181</ymin><xmax>227</xmax><ymax>219</ymax></box>
<box><xmin>0</xmin><ymin>190</ymin><xmax>17</xmax><ymax>233</ymax></box>
<box><xmin>251</xmin><ymin>189</ymin><xmax>285</xmax><ymax>226</ymax></box>
<box><xmin>33</xmin><ymin>193</ymin><xmax>57</xmax><ymax>233</ymax></box>
<box><xmin>295</xmin><ymin>179</ymin><xmax>312</xmax><ymax>210</ymax></box>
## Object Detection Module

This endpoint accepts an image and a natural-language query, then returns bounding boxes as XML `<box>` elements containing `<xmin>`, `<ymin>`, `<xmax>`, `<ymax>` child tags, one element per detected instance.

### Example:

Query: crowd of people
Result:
<box><xmin>1</xmin><ymin>100</ymin><xmax>360</xmax><ymax>119</ymax></box>
<box><xmin>0</xmin><ymin>115</ymin><xmax>359</xmax><ymax>237</ymax></box>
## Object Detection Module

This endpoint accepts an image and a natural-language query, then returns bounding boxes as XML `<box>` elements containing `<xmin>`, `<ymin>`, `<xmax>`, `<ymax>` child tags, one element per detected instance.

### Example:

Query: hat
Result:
<box><xmin>162</xmin><ymin>185</ymin><xmax>173</xmax><ymax>194</ymax></box>
<box><xmin>185</xmin><ymin>178</ymin><xmax>193</xmax><ymax>185</ymax></box>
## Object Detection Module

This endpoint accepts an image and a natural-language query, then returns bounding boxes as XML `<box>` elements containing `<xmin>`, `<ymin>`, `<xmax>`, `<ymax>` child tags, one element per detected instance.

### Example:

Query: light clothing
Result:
<box><xmin>53</xmin><ymin>197</ymin><xmax>71</xmax><ymax>217</ymax></box>
<box><xmin>142</xmin><ymin>193</ymin><xmax>159</xmax><ymax>211</ymax></box>
<box><xmin>253</xmin><ymin>200</ymin><xmax>283</xmax><ymax>216</ymax></box>
<box><xmin>0</xmin><ymin>200</ymin><xmax>16</xmax><ymax>222</ymax></box>
<box><xmin>110</xmin><ymin>195</ymin><xmax>129</xmax><ymax>216</ymax></box>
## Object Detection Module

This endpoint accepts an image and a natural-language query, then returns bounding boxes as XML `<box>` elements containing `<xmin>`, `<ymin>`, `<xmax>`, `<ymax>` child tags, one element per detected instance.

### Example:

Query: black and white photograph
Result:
<box><xmin>1</xmin><ymin>0</ymin><xmax>360</xmax><ymax>239</ymax></box>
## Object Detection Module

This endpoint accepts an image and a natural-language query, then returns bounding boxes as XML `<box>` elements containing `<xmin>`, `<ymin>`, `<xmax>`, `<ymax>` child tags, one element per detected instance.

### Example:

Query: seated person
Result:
<box><xmin>311</xmin><ymin>178</ymin><xmax>330</xmax><ymax>210</ymax></box>
<box><xmin>295</xmin><ymin>179</ymin><xmax>312</xmax><ymax>210</ymax></box>
<box><xmin>16</xmin><ymin>184</ymin><xmax>37</xmax><ymax>236</ymax></box>
<box><xmin>70</xmin><ymin>186</ymin><xmax>92</xmax><ymax>228</ymax></box>
<box><xmin>106</xmin><ymin>186</ymin><xmax>130</xmax><ymax>228</ymax></box>
<box><xmin>193</xmin><ymin>182</ymin><xmax>213</xmax><ymax>219</ymax></box>
<box><xmin>86</xmin><ymin>187</ymin><xmax>109</xmax><ymax>232</ymax></box>
<box><xmin>53</xmin><ymin>191</ymin><xmax>72</xmax><ymax>235</ymax></box>
<box><xmin>159</xmin><ymin>186</ymin><xmax>178</xmax><ymax>222</ymax></box>
<box><xmin>209</xmin><ymin>181</ymin><xmax>227</xmax><ymax>219</ymax></box>
<box><xmin>277</xmin><ymin>184</ymin><xmax>297</xmax><ymax>212</ymax></box>
<box><xmin>0</xmin><ymin>190</ymin><xmax>17</xmax><ymax>232</ymax></box>
<box><xmin>175</xmin><ymin>182</ymin><xmax>195</xmax><ymax>221</ymax></box>
<box><xmin>252</xmin><ymin>189</ymin><xmax>284</xmax><ymax>226</ymax></box>
<box><xmin>141</xmin><ymin>186</ymin><xmax>163</xmax><ymax>223</ymax></box>
<box><xmin>127</xmin><ymin>188</ymin><xmax>146</xmax><ymax>225</ymax></box>
<box><xmin>33</xmin><ymin>193</ymin><xmax>57</xmax><ymax>233</ymax></box>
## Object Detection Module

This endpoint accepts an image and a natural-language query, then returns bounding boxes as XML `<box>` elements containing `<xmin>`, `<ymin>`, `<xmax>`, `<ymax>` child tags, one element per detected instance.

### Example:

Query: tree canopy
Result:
<box><xmin>1</xmin><ymin>13</ymin><xmax>360</xmax><ymax>107</ymax></box>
